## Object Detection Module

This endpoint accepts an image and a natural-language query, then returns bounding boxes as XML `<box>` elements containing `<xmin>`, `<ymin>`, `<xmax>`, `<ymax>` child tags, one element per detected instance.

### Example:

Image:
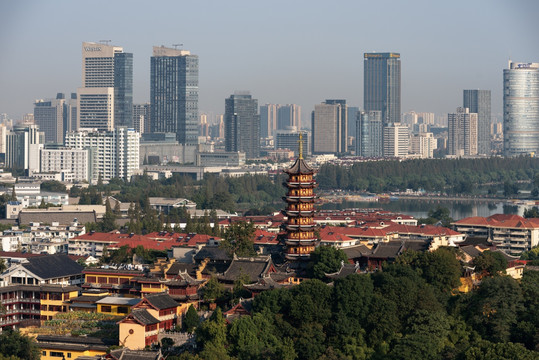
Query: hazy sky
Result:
<box><xmin>1</xmin><ymin>0</ymin><xmax>538</xmax><ymax>123</ymax></box>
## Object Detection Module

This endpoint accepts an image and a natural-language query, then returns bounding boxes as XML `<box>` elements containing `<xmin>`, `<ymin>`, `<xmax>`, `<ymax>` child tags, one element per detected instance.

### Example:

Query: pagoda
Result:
<box><xmin>282</xmin><ymin>133</ymin><xmax>318</xmax><ymax>260</ymax></box>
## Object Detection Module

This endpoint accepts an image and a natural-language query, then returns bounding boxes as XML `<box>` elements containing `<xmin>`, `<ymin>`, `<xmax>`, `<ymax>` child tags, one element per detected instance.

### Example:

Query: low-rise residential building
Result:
<box><xmin>40</xmin><ymin>148</ymin><xmax>91</xmax><ymax>182</ymax></box>
<box><xmin>453</xmin><ymin>214</ymin><xmax>539</xmax><ymax>254</ymax></box>
<box><xmin>96</xmin><ymin>296</ymin><xmax>141</xmax><ymax>316</ymax></box>
<box><xmin>148</xmin><ymin>197</ymin><xmax>196</xmax><ymax>214</ymax></box>
<box><xmin>0</xmin><ymin>254</ymin><xmax>84</xmax><ymax>287</ymax></box>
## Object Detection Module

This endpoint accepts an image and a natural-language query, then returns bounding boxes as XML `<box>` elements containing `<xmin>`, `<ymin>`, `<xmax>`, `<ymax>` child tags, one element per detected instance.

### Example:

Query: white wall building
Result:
<box><xmin>41</xmin><ymin>148</ymin><xmax>90</xmax><ymax>182</ymax></box>
<box><xmin>64</xmin><ymin>127</ymin><xmax>139</xmax><ymax>182</ymax></box>
<box><xmin>383</xmin><ymin>123</ymin><xmax>409</xmax><ymax>157</ymax></box>
<box><xmin>410</xmin><ymin>132</ymin><xmax>437</xmax><ymax>158</ymax></box>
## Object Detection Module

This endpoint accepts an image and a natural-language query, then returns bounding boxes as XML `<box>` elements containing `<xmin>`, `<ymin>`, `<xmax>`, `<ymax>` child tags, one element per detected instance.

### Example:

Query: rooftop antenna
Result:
<box><xmin>99</xmin><ymin>40</ymin><xmax>112</xmax><ymax>46</ymax></box>
<box><xmin>172</xmin><ymin>43</ymin><xmax>183</xmax><ymax>50</ymax></box>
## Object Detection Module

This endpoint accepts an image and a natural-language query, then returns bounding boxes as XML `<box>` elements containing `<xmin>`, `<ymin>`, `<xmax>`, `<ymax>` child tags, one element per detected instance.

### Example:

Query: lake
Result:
<box><xmin>319</xmin><ymin>198</ymin><xmax>534</xmax><ymax>221</ymax></box>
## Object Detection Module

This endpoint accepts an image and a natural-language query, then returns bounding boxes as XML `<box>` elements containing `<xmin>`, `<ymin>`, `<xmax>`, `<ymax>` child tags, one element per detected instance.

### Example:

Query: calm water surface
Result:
<box><xmin>320</xmin><ymin>199</ymin><xmax>528</xmax><ymax>221</ymax></box>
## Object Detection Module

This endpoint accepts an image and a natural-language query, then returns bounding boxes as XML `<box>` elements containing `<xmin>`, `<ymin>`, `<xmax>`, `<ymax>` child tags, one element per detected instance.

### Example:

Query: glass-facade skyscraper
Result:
<box><xmin>225</xmin><ymin>92</ymin><xmax>260</xmax><ymax>159</ymax></box>
<box><xmin>356</xmin><ymin>110</ymin><xmax>382</xmax><ymax>157</ymax></box>
<box><xmin>364</xmin><ymin>53</ymin><xmax>401</xmax><ymax>125</ymax></box>
<box><xmin>503</xmin><ymin>61</ymin><xmax>539</xmax><ymax>157</ymax></box>
<box><xmin>150</xmin><ymin>46</ymin><xmax>199</xmax><ymax>145</ymax></box>
<box><xmin>463</xmin><ymin>89</ymin><xmax>491</xmax><ymax>155</ymax></box>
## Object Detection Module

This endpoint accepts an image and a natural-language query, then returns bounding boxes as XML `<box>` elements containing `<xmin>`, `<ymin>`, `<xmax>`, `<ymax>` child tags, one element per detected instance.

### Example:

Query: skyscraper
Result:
<box><xmin>277</xmin><ymin>104</ymin><xmax>301</xmax><ymax>131</ymax></box>
<box><xmin>77</xmin><ymin>42</ymin><xmax>133</xmax><ymax>131</ymax></box>
<box><xmin>383</xmin><ymin>123</ymin><xmax>409</xmax><ymax>157</ymax></box>
<box><xmin>503</xmin><ymin>61</ymin><xmax>539</xmax><ymax>157</ymax></box>
<box><xmin>133</xmin><ymin>103</ymin><xmax>151</xmax><ymax>134</ymax></box>
<box><xmin>356</xmin><ymin>110</ymin><xmax>382</xmax><ymax>157</ymax></box>
<box><xmin>5</xmin><ymin>124</ymin><xmax>44</xmax><ymax>173</ymax></box>
<box><xmin>312</xmin><ymin>100</ymin><xmax>347</xmax><ymax>154</ymax></box>
<box><xmin>150</xmin><ymin>46</ymin><xmax>199</xmax><ymax>145</ymax></box>
<box><xmin>364</xmin><ymin>52</ymin><xmax>401</xmax><ymax>125</ymax></box>
<box><xmin>224</xmin><ymin>92</ymin><xmax>260</xmax><ymax>159</ymax></box>
<box><xmin>34</xmin><ymin>93</ymin><xmax>67</xmax><ymax>143</ymax></box>
<box><xmin>447</xmin><ymin>107</ymin><xmax>478</xmax><ymax>157</ymax></box>
<box><xmin>464</xmin><ymin>90</ymin><xmax>491</xmax><ymax>155</ymax></box>
<box><xmin>260</xmin><ymin>104</ymin><xmax>278</xmax><ymax>138</ymax></box>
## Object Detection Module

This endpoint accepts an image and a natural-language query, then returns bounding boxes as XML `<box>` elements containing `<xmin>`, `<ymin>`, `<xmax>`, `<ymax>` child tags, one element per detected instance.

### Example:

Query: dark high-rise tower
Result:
<box><xmin>114</xmin><ymin>52</ymin><xmax>133</xmax><ymax>128</ymax></box>
<box><xmin>364</xmin><ymin>52</ymin><xmax>401</xmax><ymax>125</ymax></box>
<box><xmin>463</xmin><ymin>90</ymin><xmax>491</xmax><ymax>155</ymax></box>
<box><xmin>225</xmin><ymin>92</ymin><xmax>260</xmax><ymax>159</ymax></box>
<box><xmin>150</xmin><ymin>46</ymin><xmax>199</xmax><ymax>145</ymax></box>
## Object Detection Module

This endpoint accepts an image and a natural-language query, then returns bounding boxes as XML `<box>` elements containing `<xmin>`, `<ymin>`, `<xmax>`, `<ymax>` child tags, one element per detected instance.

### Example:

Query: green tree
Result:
<box><xmin>465</xmin><ymin>276</ymin><xmax>524</xmax><ymax>343</ymax></box>
<box><xmin>473</xmin><ymin>251</ymin><xmax>507</xmax><ymax>275</ymax></box>
<box><xmin>220</xmin><ymin>221</ymin><xmax>256</xmax><ymax>257</ymax></box>
<box><xmin>203</xmin><ymin>276</ymin><xmax>225</xmax><ymax>303</ymax></box>
<box><xmin>308</xmin><ymin>245</ymin><xmax>348</xmax><ymax>280</ymax></box>
<box><xmin>195</xmin><ymin>308</ymin><xmax>230</xmax><ymax>359</ymax></box>
<box><xmin>0</xmin><ymin>258</ymin><xmax>6</xmax><ymax>273</ymax></box>
<box><xmin>523</xmin><ymin>206</ymin><xmax>539</xmax><ymax>218</ymax></box>
<box><xmin>407</xmin><ymin>247</ymin><xmax>462</xmax><ymax>295</ymax></box>
<box><xmin>463</xmin><ymin>339</ymin><xmax>538</xmax><ymax>360</ymax></box>
<box><xmin>183</xmin><ymin>305</ymin><xmax>199</xmax><ymax>334</ymax></box>
<box><xmin>0</xmin><ymin>329</ymin><xmax>41</xmax><ymax>360</ymax></box>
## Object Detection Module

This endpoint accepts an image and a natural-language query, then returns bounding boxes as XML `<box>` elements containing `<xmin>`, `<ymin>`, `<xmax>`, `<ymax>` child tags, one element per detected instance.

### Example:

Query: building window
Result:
<box><xmin>50</xmin><ymin>351</ymin><xmax>64</xmax><ymax>357</ymax></box>
<box><xmin>42</xmin><ymin>351</ymin><xmax>46</xmax><ymax>356</ymax></box>
<box><xmin>117</xmin><ymin>306</ymin><xmax>129</xmax><ymax>314</ymax></box>
<box><xmin>101</xmin><ymin>305</ymin><xmax>111</xmax><ymax>313</ymax></box>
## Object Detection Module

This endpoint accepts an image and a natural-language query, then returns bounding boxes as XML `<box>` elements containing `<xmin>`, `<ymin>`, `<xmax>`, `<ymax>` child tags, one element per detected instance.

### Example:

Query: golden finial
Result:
<box><xmin>298</xmin><ymin>132</ymin><xmax>303</xmax><ymax>159</ymax></box>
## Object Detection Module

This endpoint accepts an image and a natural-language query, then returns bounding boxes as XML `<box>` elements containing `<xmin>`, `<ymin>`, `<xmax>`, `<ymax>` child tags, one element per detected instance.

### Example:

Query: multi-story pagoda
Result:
<box><xmin>282</xmin><ymin>133</ymin><xmax>318</xmax><ymax>260</ymax></box>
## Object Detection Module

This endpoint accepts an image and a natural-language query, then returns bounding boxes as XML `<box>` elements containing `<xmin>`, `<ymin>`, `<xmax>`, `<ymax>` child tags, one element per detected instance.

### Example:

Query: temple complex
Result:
<box><xmin>282</xmin><ymin>133</ymin><xmax>318</xmax><ymax>260</ymax></box>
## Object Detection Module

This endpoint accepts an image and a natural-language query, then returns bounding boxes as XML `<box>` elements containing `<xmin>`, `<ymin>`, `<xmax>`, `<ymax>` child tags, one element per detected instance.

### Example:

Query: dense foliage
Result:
<box><xmin>316</xmin><ymin>157</ymin><xmax>539</xmax><ymax>195</ymax></box>
<box><xmin>0</xmin><ymin>329</ymin><xmax>41</xmax><ymax>360</ymax></box>
<box><xmin>177</xmin><ymin>249</ymin><xmax>538</xmax><ymax>360</ymax></box>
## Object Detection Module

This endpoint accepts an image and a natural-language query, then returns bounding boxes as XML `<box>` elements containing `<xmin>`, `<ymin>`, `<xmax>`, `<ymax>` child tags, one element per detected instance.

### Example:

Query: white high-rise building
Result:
<box><xmin>410</xmin><ymin>132</ymin><xmax>437</xmax><ymax>158</ymax></box>
<box><xmin>64</xmin><ymin>127</ymin><xmax>139</xmax><ymax>182</ymax></box>
<box><xmin>383</xmin><ymin>123</ymin><xmax>409</xmax><ymax>157</ymax></box>
<box><xmin>40</xmin><ymin>148</ymin><xmax>91</xmax><ymax>182</ymax></box>
<box><xmin>448</xmin><ymin>107</ymin><xmax>478</xmax><ymax>157</ymax></box>
<box><xmin>5</xmin><ymin>124</ymin><xmax>44</xmax><ymax>173</ymax></box>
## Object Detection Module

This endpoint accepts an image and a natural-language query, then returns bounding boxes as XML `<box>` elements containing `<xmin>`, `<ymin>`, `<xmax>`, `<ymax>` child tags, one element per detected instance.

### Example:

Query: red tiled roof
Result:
<box><xmin>454</xmin><ymin>214</ymin><xmax>539</xmax><ymax>229</ymax></box>
<box><xmin>253</xmin><ymin>229</ymin><xmax>279</xmax><ymax>245</ymax></box>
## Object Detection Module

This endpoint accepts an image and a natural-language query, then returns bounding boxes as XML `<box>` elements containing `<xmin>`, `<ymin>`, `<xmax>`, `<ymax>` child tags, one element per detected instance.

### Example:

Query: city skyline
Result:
<box><xmin>1</xmin><ymin>1</ymin><xmax>538</xmax><ymax>123</ymax></box>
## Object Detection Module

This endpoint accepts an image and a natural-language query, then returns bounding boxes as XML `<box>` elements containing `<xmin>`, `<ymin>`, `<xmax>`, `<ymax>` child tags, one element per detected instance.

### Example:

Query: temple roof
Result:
<box><xmin>283</xmin><ymin>157</ymin><xmax>315</xmax><ymax>175</ymax></box>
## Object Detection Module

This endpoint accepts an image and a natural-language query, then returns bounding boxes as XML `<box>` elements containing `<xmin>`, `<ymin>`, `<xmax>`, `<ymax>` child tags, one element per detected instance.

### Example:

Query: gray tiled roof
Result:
<box><xmin>18</xmin><ymin>210</ymin><xmax>97</xmax><ymax>225</ymax></box>
<box><xmin>109</xmin><ymin>348</ymin><xmax>163</xmax><ymax>360</ymax></box>
<box><xmin>144</xmin><ymin>292</ymin><xmax>179</xmax><ymax>310</ymax></box>
<box><xmin>130</xmin><ymin>309</ymin><xmax>159</xmax><ymax>325</ymax></box>
<box><xmin>194</xmin><ymin>246</ymin><xmax>232</xmax><ymax>262</ymax></box>
<box><xmin>22</xmin><ymin>254</ymin><xmax>83</xmax><ymax>280</ymax></box>
<box><xmin>219</xmin><ymin>255</ymin><xmax>273</xmax><ymax>283</ymax></box>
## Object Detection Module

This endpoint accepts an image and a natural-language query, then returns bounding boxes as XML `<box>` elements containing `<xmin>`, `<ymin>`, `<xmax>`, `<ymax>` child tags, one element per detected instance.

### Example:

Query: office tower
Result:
<box><xmin>277</xmin><ymin>104</ymin><xmax>301</xmax><ymax>131</ymax></box>
<box><xmin>77</xmin><ymin>42</ymin><xmax>133</xmax><ymax>131</ymax></box>
<box><xmin>260</xmin><ymin>104</ymin><xmax>278</xmax><ymax>138</ymax></box>
<box><xmin>448</xmin><ymin>107</ymin><xmax>478</xmax><ymax>156</ymax></box>
<box><xmin>312</xmin><ymin>100</ymin><xmax>347</xmax><ymax>154</ymax></box>
<box><xmin>347</xmin><ymin>106</ymin><xmax>359</xmax><ymax>145</ymax></box>
<box><xmin>225</xmin><ymin>92</ymin><xmax>260</xmax><ymax>159</ymax></box>
<box><xmin>64</xmin><ymin>127</ymin><xmax>139</xmax><ymax>182</ymax></box>
<box><xmin>356</xmin><ymin>110</ymin><xmax>382</xmax><ymax>157</ymax></box>
<box><xmin>410</xmin><ymin>132</ymin><xmax>437</xmax><ymax>158</ymax></box>
<box><xmin>464</xmin><ymin>90</ymin><xmax>491</xmax><ymax>155</ymax></box>
<box><xmin>503</xmin><ymin>61</ymin><xmax>539</xmax><ymax>157</ymax></box>
<box><xmin>364</xmin><ymin>52</ymin><xmax>401</xmax><ymax>124</ymax></box>
<box><xmin>275</xmin><ymin>127</ymin><xmax>311</xmax><ymax>157</ymax></box>
<box><xmin>133</xmin><ymin>103</ymin><xmax>150</xmax><ymax>134</ymax></box>
<box><xmin>417</xmin><ymin>112</ymin><xmax>434</xmax><ymax>125</ymax></box>
<box><xmin>0</xmin><ymin>124</ymin><xmax>7</xmax><ymax>154</ymax></box>
<box><xmin>383</xmin><ymin>123</ymin><xmax>409</xmax><ymax>157</ymax></box>
<box><xmin>5</xmin><ymin>124</ymin><xmax>44</xmax><ymax>173</ymax></box>
<box><xmin>22</xmin><ymin>114</ymin><xmax>34</xmax><ymax>125</ymax></box>
<box><xmin>34</xmin><ymin>93</ymin><xmax>69</xmax><ymax>143</ymax></box>
<box><xmin>66</xmin><ymin>93</ymin><xmax>78</xmax><ymax>134</ymax></box>
<box><xmin>402</xmin><ymin>111</ymin><xmax>418</xmax><ymax>126</ymax></box>
<box><xmin>150</xmin><ymin>46</ymin><xmax>199</xmax><ymax>145</ymax></box>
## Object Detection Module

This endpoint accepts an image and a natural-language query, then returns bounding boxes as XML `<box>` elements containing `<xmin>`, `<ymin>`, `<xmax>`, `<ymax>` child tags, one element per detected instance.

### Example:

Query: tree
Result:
<box><xmin>203</xmin><ymin>276</ymin><xmax>225</xmax><ymax>303</ymax></box>
<box><xmin>183</xmin><ymin>305</ymin><xmax>199</xmax><ymax>334</ymax></box>
<box><xmin>523</xmin><ymin>206</ymin><xmax>539</xmax><ymax>218</ymax></box>
<box><xmin>220</xmin><ymin>221</ymin><xmax>256</xmax><ymax>257</ymax></box>
<box><xmin>473</xmin><ymin>251</ymin><xmax>507</xmax><ymax>275</ymax></box>
<box><xmin>465</xmin><ymin>276</ymin><xmax>524</xmax><ymax>343</ymax></box>
<box><xmin>40</xmin><ymin>180</ymin><xmax>67</xmax><ymax>193</ymax></box>
<box><xmin>0</xmin><ymin>258</ymin><xmax>6</xmax><ymax>273</ymax></box>
<box><xmin>308</xmin><ymin>245</ymin><xmax>348</xmax><ymax>280</ymax></box>
<box><xmin>0</xmin><ymin>329</ymin><xmax>41</xmax><ymax>360</ymax></box>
